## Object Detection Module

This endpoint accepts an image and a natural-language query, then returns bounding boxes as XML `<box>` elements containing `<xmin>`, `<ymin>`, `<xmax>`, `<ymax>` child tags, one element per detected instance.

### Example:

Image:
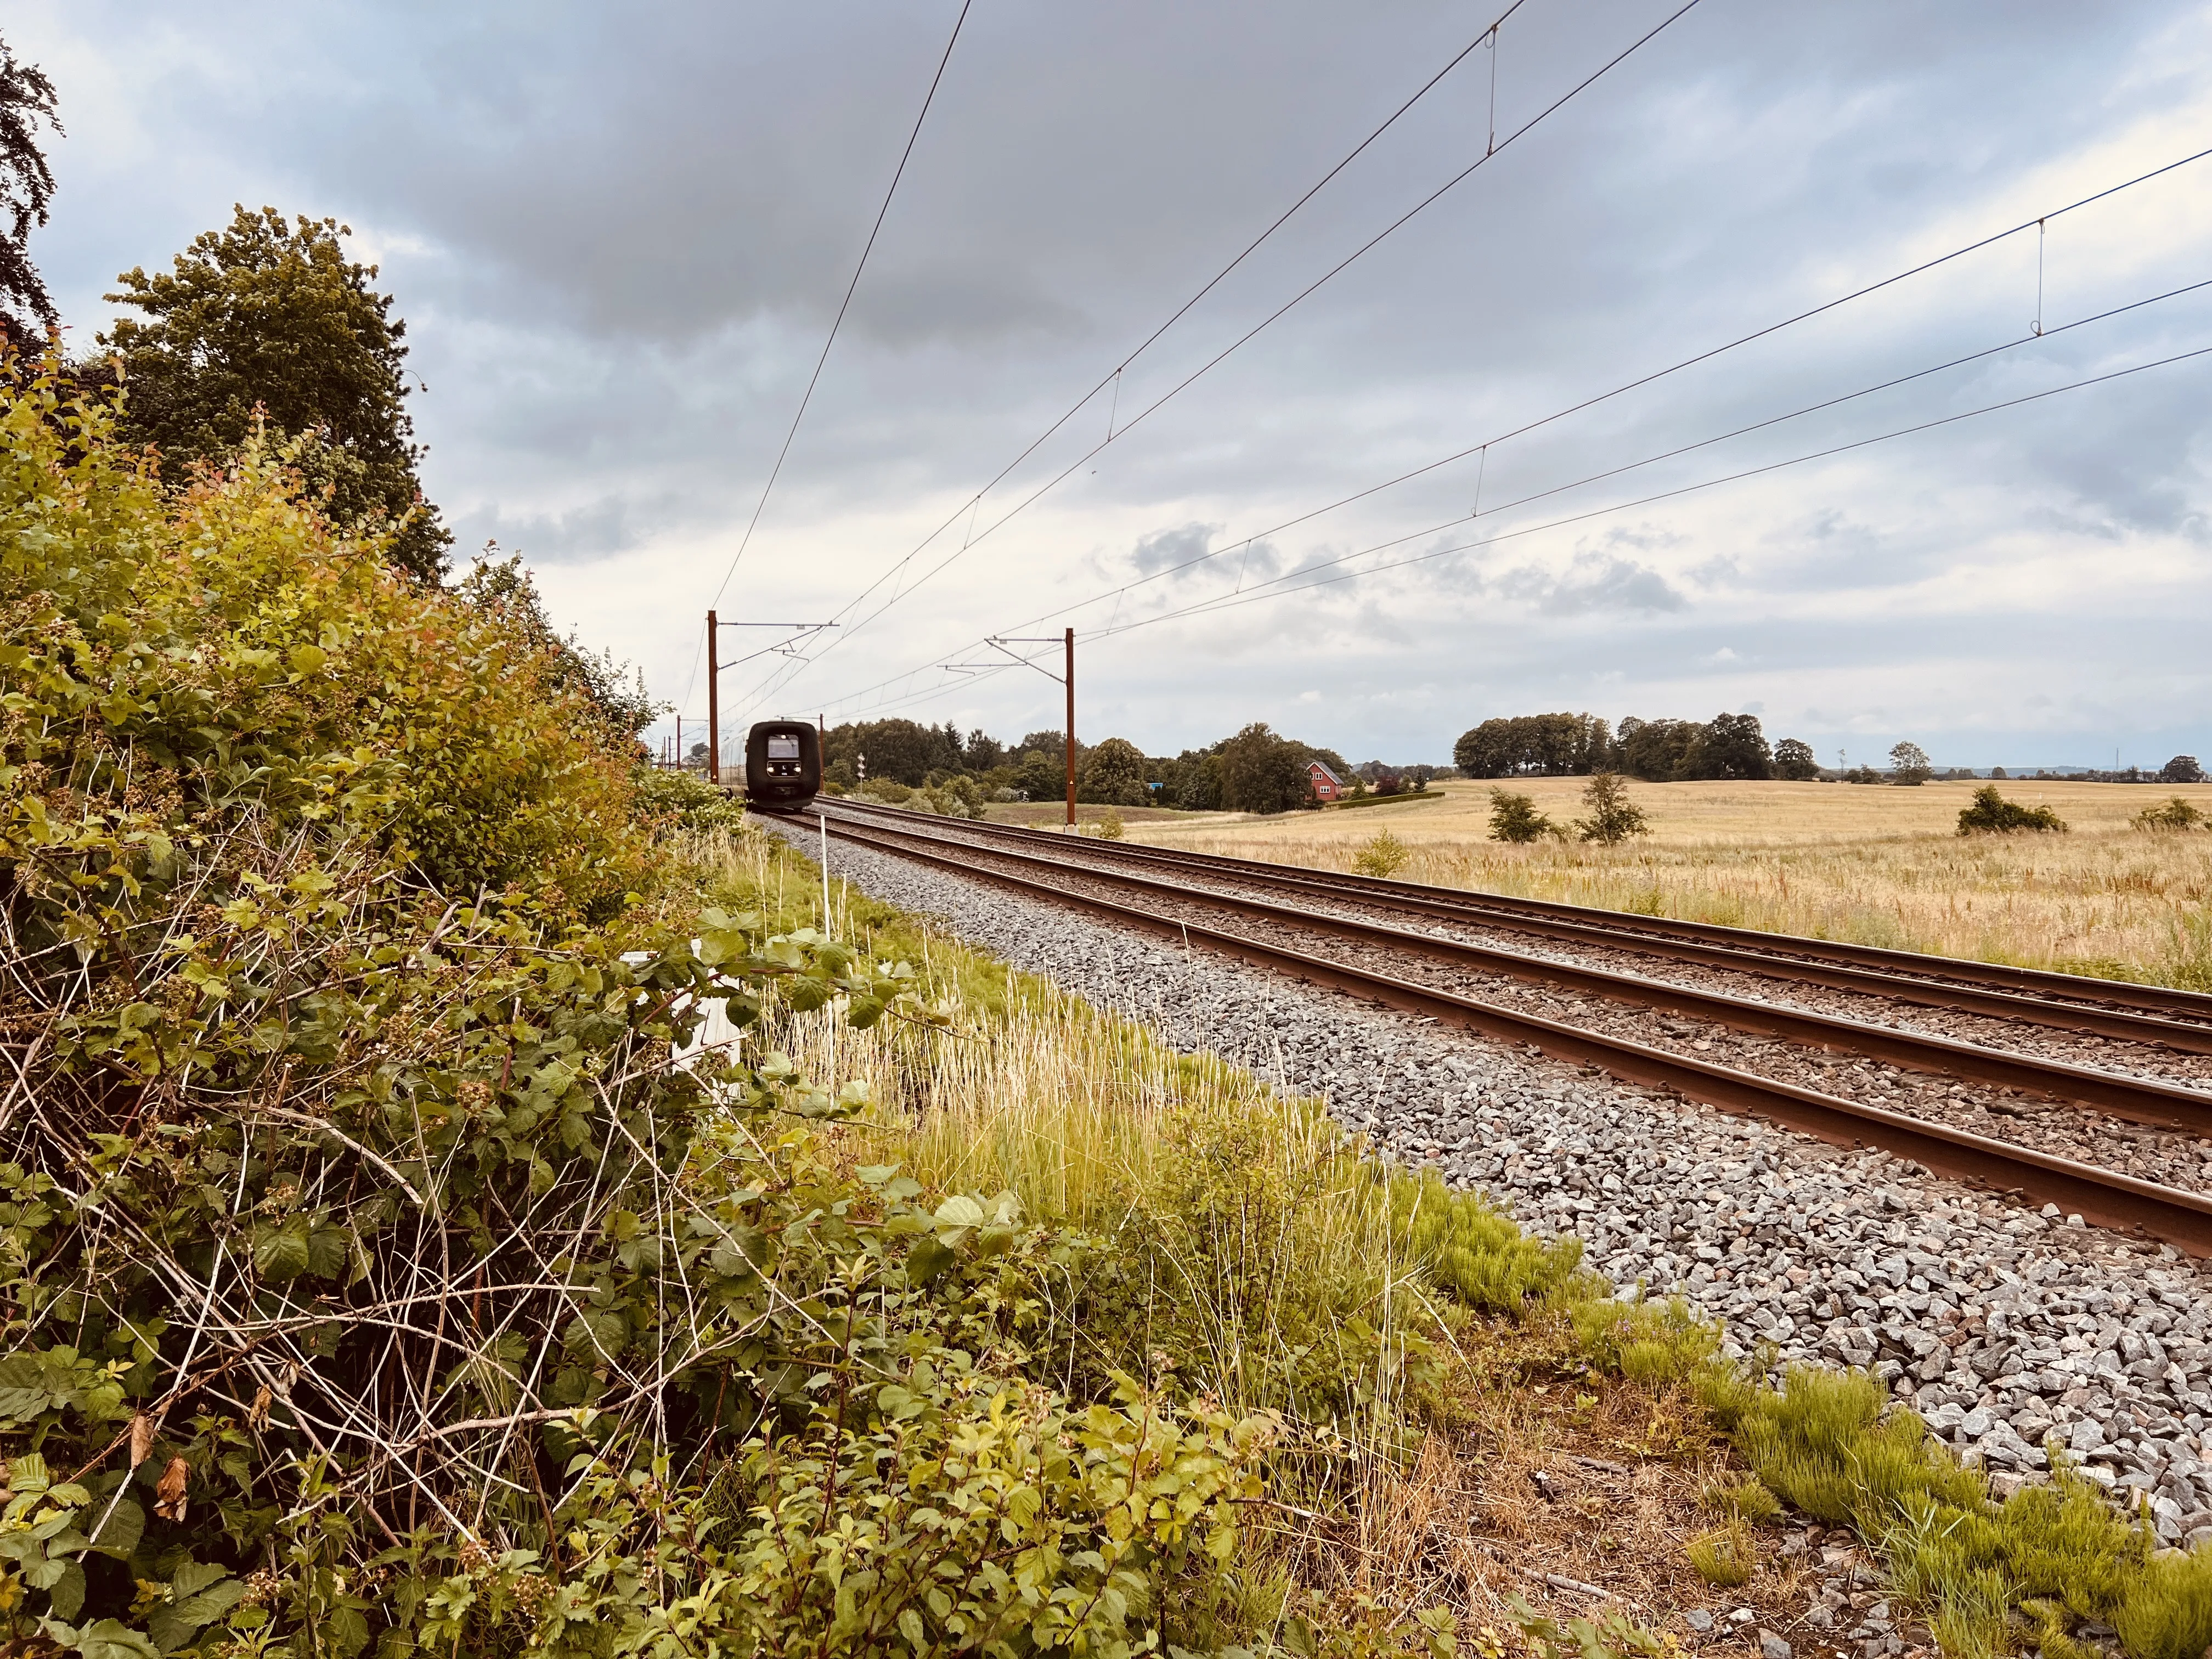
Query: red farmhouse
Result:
<box><xmin>1308</xmin><ymin>759</ymin><xmax>1345</xmax><ymax>803</ymax></box>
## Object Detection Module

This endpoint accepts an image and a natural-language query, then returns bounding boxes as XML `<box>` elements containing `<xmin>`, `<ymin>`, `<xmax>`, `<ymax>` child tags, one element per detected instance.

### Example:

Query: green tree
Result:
<box><xmin>1617</xmin><ymin>716</ymin><xmax>1699</xmax><ymax>781</ymax></box>
<box><xmin>1453</xmin><ymin>712</ymin><xmax>1612</xmax><ymax>777</ymax></box>
<box><xmin>1889</xmin><ymin>741</ymin><xmax>1934</xmax><ymax>785</ymax></box>
<box><xmin>1013</xmin><ymin>748</ymin><xmax>1064</xmax><ymax>804</ymax></box>
<box><xmin>1218</xmin><ymin>723</ymin><xmax>1313</xmax><ymax>814</ymax></box>
<box><xmin>100</xmin><ymin>205</ymin><xmax>450</xmax><ymax>579</ymax></box>
<box><xmin>1682</xmin><ymin>712</ymin><xmax>1772</xmax><ymax>780</ymax></box>
<box><xmin>1773</xmin><ymin>737</ymin><xmax>1819</xmax><ymax>781</ymax></box>
<box><xmin>1487</xmin><ymin>788</ymin><xmax>1558</xmax><ymax>843</ymax></box>
<box><xmin>1573</xmin><ymin>772</ymin><xmax>1649</xmax><ymax>844</ymax></box>
<box><xmin>0</xmin><ymin>33</ymin><xmax>60</xmax><ymax>348</ymax></box>
<box><xmin>1079</xmin><ymin>736</ymin><xmax>1151</xmax><ymax>806</ymax></box>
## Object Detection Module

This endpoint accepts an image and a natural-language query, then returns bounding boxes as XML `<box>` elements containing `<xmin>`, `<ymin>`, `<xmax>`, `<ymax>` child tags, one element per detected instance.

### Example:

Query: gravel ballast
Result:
<box><xmin>770</xmin><ymin>819</ymin><xmax>2212</xmax><ymax>1551</ymax></box>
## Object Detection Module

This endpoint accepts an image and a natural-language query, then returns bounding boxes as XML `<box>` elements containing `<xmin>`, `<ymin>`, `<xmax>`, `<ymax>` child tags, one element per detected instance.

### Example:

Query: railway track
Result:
<box><xmin>799</xmin><ymin>799</ymin><xmax>2212</xmax><ymax>1255</ymax></box>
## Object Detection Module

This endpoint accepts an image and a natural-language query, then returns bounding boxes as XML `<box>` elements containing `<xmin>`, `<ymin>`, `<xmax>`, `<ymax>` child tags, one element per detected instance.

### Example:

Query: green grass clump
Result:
<box><xmin>1686</xmin><ymin>1520</ymin><xmax>1756</xmax><ymax>1587</ymax></box>
<box><xmin>1572</xmin><ymin>1293</ymin><xmax>1721</xmax><ymax>1386</ymax></box>
<box><xmin>1392</xmin><ymin>1169</ymin><xmax>1587</xmax><ymax>1312</ymax></box>
<box><xmin>1700</xmin><ymin>1475</ymin><xmax>1783</xmax><ymax>1524</ymax></box>
<box><xmin>2113</xmin><ymin>1546</ymin><xmax>2212</xmax><ymax>1659</ymax></box>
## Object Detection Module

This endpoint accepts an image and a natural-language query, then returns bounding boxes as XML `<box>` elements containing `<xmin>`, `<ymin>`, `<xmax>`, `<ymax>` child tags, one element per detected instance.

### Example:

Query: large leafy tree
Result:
<box><xmin>1217</xmin><ymin>722</ymin><xmax>1314</xmax><ymax>814</ymax></box>
<box><xmin>1773</xmin><ymin>737</ymin><xmax>1821</xmax><ymax>780</ymax></box>
<box><xmin>0</xmin><ymin>33</ymin><xmax>59</xmax><ymax>349</ymax></box>
<box><xmin>1682</xmin><ymin>711</ymin><xmax>1773</xmax><ymax>780</ymax></box>
<box><xmin>100</xmin><ymin>205</ymin><xmax>450</xmax><ymax>579</ymax></box>
<box><xmin>1078</xmin><ymin>736</ymin><xmax>1150</xmax><ymax>806</ymax></box>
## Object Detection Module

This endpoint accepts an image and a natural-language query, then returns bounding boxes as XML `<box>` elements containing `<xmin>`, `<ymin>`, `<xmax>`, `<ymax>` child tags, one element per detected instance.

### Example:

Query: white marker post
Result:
<box><xmin>819</xmin><ymin>811</ymin><xmax>832</xmax><ymax>937</ymax></box>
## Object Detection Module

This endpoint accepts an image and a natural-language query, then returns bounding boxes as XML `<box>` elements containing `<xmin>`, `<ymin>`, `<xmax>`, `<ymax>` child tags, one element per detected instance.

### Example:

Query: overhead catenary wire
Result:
<box><xmin>1079</xmin><ymin>342</ymin><xmax>2212</xmax><ymax>649</ymax></box>
<box><xmin>802</xmin><ymin>144</ymin><xmax>2212</xmax><ymax>717</ymax></box>
<box><xmin>735</xmin><ymin>0</ymin><xmax>1696</xmax><ymax>719</ymax></box>
<box><xmin>826</xmin><ymin>329</ymin><xmax>2212</xmax><ymax>720</ymax></box>
<box><xmin>727</xmin><ymin>0</ymin><xmax>1535</xmax><ymax>720</ymax></box>
<box><xmin>675</xmin><ymin>0</ymin><xmax>973</xmax><ymax>715</ymax></box>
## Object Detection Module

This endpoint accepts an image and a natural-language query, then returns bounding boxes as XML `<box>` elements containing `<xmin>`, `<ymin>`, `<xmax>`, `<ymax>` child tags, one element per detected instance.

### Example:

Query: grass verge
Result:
<box><xmin>719</xmin><ymin>821</ymin><xmax>2212</xmax><ymax>1659</ymax></box>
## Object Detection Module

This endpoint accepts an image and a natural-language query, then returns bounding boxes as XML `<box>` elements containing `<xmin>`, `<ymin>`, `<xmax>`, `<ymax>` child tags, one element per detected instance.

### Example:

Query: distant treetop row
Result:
<box><xmin>1452</xmin><ymin>712</ymin><xmax>2204</xmax><ymax>787</ymax></box>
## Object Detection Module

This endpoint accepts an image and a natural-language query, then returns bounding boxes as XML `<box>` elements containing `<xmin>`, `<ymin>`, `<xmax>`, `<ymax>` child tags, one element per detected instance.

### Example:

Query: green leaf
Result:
<box><xmin>54</xmin><ymin>1620</ymin><xmax>160</xmax><ymax>1659</ymax></box>
<box><xmin>252</xmin><ymin>1217</ymin><xmax>313</xmax><ymax>1282</ymax></box>
<box><xmin>47</xmin><ymin>1559</ymin><xmax>86</xmax><ymax>1621</ymax></box>
<box><xmin>168</xmin><ymin>1562</ymin><xmax>229</xmax><ymax>1599</ymax></box>
<box><xmin>84</xmin><ymin>1497</ymin><xmax>142</xmax><ymax>1560</ymax></box>
<box><xmin>305</xmin><ymin>1225</ymin><xmax>349</xmax><ymax>1280</ymax></box>
<box><xmin>906</xmin><ymin>1238</ymin><xmax>956</xmax><ymax>1285</ymax></box>
<box><xmin>932</xmin><ymin>1194</ymin><xmax>985</xmax><ymax>1246</ymax></box>
<box><xmin>149</xmin><ymin>1573</ymin><xmax>243</xmax><ymax>1653</ymax></box>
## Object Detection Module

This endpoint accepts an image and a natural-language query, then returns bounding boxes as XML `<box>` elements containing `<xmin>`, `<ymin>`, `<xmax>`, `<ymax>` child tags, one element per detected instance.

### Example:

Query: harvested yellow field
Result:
<box><xmin>1128</xmin><ymin>777</ymin><xmax>2212</xmax><ymax>989</ymax></box>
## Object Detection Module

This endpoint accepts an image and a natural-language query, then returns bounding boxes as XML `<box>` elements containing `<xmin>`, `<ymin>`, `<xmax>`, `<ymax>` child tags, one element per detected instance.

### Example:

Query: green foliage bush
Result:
<box><xmin>1487</xmin><ymin>788</ymin><xmax>1558</xmax><ymax>844</ymax></box>
<box><xmin>2132</xmin><ymin>796</ymin><xmax>2205</xmax><ymax>832</ymax></box>
<box><xmin>1353</xmin><ymin>828</ymin><xmax>1412</xmax><ymax>877</ymax></box>
<box><xmin>1573</xmin><ymin>773</ymin><xmax>1649</xmax><ymax>844</ymax></box>
<box><xmin>1956</xmin><ymin>785</ymin><xmax>2067</xmax><ymax>835</ymax></box>
<box><xmin>0</xmin><ymin>359</ymin><xmax>1297</xmax><ymax>1657</ymax></box>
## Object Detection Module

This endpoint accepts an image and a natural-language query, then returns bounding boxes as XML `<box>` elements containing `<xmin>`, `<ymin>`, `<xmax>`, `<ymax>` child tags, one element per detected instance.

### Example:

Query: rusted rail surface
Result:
<box><xmin>802</xmin><ymin>802</ymin><xmax>2212</xmax><ymax>1256</ymax></box>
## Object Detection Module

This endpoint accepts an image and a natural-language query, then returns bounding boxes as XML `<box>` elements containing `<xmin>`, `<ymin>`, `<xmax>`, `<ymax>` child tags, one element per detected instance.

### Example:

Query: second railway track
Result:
<box><xmin>804</xmin><ymin>799</ymin><xmax>2212</xmax><ymax>1255</ymax></box>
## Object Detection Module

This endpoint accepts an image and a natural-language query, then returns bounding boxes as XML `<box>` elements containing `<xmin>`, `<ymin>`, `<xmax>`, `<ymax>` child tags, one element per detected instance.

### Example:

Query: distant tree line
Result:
<box><xmin>1452</xmin><ymin>710</ymin><xmax>1820</xmax><ymax>782</ymax></box>
<box><xmin>816</xmin><ymin>718</ymin><xmax>1350</xmax><ymax>815</ymax></box>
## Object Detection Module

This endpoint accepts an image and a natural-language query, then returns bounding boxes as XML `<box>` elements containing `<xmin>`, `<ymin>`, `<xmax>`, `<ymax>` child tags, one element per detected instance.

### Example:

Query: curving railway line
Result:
<box><xmin>802</xmin><ymin>798</ymin><xmax>2212</xmax><ymax>1256</ymax></box>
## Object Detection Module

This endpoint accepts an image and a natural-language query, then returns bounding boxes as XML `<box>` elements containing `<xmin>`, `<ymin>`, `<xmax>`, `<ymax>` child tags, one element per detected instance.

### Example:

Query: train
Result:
<box><xmin>743</xmin><ymin>719</ymin><xmax>822</xmax><ymax>812</ymax></box>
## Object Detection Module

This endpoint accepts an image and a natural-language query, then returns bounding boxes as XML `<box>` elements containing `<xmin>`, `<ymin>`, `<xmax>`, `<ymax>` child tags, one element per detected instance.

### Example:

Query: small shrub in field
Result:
<box><xmin>1353</xmin><ymin>827</ymin><xmax>1411</xmax><ymax>876</ymax></box>
<box><xmin>1487</xmin><ymin>787</ymin><xmax>1558</xmax><ymax>843</ymax></box>
<box><xmin>1575</xmin><ymin>772</ymin><xmax>1649</xmax><ymax>844</ymax></box>
<box><xmin>1687</xmin><ymin>1520</ymin><xmax>1756</xmax><ymax>1587</ymax></box>
<box><xmin>2133</xmin><ymin>795</ymin><xmax>2205</xmax><ymax>831</ymax></box>
<box><xmin>1956</xmin><ymin>784</ymin><xmax>2067</xmax><ymax>835</ymax></box>
<box><xmin>1099</xmin><ymin>808</ymin><xmax>1126</xmax><ymax>839</ymax></box>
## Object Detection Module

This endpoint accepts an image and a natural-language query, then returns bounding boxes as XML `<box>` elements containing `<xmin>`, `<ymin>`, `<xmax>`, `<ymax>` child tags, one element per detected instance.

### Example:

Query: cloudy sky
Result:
<box><xmin>15</xmin><ymin>1</ymin><xmax>2212</xmax><ymax>768</ymax></box>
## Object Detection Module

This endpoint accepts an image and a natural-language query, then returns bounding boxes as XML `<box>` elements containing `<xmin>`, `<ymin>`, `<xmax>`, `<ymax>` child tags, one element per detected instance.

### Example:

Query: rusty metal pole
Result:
<box><xmin>706</xmin><ymin>611</ymin><xmax>720</xmax><ymax>785</ymax></box>
<box><xmin>1063</xmin><ymin>627</ymin><xmax>1076</xmax><ymax>827</ymax></box>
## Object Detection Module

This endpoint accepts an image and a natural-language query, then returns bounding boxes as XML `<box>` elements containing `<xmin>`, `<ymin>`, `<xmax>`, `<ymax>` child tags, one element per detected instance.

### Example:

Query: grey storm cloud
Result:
<box><xmin>1129</xmin><ymin>522</ymin><xmax>1221</xmax><ymax>577</ymax></box>
<box><xmin>1495</xmin><ymin>552</ymin><xmax>1686</xmax><ymax>616</ymax></box>
<box><xmin>12</xmin><ymin>0</ymin><xmax>2212</xmax><ymax>766</ymax></box>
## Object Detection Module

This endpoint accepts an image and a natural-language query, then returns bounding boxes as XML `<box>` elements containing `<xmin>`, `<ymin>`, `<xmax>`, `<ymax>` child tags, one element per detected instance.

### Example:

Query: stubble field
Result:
<box><xmin>1124</xmin><ymin>776</ymin><xmax>2212</xmax><ymax>990</ymax></box>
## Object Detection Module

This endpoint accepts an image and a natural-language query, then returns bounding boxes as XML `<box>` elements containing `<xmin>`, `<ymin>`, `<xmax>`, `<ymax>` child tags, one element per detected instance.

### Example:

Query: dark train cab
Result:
<box><xmin>744</xmin><ymin>720</ymin><xmax>821</xmax><ymax>812</ymax></box>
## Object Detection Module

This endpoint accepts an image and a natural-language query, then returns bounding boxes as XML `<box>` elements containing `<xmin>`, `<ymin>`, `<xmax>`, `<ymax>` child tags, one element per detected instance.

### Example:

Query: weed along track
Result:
<box><xmin>817</xmin><ymin>802</ymin><xmax>2212</xmax><ymax>1251</ymax></box>
<box><xmin>782</xmin><ymin>808</ymin><xmax>2212</xmax><ymax>1555</ymax></box>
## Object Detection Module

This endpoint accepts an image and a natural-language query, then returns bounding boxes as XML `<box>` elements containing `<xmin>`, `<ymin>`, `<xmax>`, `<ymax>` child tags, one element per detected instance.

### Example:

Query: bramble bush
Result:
<box><xmin>0</xmin><ymin>358</ymin><xmax>1288</xmax><ymax>1657</ymax></box>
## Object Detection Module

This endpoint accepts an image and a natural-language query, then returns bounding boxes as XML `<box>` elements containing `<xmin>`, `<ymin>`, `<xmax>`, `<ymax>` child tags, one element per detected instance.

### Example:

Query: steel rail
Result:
<box><xmin>799</xmin><ymin>808</ymin><xmax>2212</xmax><ymax>1255</ymax></box>
<box><xmin>823</xmin><ymin>798</ymin><xmax>2212</xmax><ymax>1039</ymax></box>
<box><xmin>823</xmin><ymin>809</ymin><xmax>2212</xmax><ymax>1133</ymax></box>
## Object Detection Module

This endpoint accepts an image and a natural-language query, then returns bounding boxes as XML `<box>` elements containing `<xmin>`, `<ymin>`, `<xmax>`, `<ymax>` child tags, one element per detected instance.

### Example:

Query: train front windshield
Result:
<box><xmin>767</xmin><ymin>734</ymin><xmax>800</xmax><ymax>760</ymax></box>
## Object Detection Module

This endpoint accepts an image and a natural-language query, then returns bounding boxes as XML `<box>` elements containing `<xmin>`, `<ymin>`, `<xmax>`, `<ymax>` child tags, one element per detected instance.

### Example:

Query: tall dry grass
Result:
<box><xmin>1132</xmin><ymin>778</ymin><xmax>2212</xmax><ymax>988</ymax></box>
<box><xmin>689</xmin><ymin>826</ymin><xmax>1447</xmax><ymax>1441</ymax></box>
